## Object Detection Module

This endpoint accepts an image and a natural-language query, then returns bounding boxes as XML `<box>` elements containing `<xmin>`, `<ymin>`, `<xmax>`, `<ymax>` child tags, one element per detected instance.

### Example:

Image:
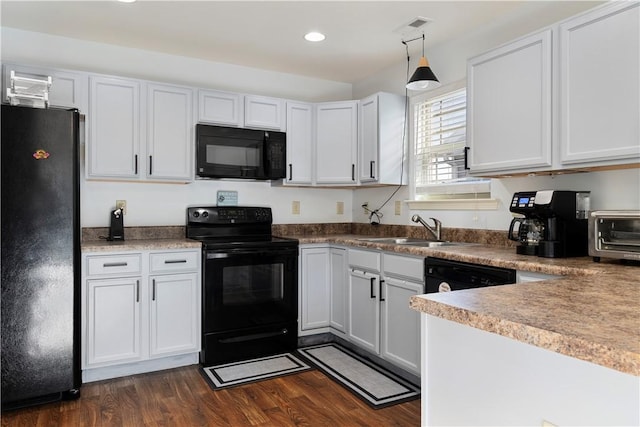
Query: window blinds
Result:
<box><xmin>414</xmin><ymin>88</ymin><xmax>489</xmax><ymax>199</ymax></box>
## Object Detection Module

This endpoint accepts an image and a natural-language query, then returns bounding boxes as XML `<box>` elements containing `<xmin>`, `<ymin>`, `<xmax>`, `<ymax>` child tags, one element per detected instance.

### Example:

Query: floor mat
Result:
<box><xmin>201</xmin><ymin>352</ymin><xmax>312</xmax><ymax>390</ymax></box>
<box><xmin>297</xmin><ymin>343</ymin><xmax>420</xmax><ymax>409</ymax></box>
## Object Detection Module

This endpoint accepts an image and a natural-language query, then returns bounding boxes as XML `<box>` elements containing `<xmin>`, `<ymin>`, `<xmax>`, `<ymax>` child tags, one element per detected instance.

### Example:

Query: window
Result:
<box><xmin>412</xmin><ymin>87</ymin><xmax>492</xmax><ymax>205</ymax></box>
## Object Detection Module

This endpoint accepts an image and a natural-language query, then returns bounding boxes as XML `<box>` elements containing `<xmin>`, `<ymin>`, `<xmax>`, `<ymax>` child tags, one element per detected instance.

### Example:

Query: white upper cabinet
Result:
<box><xmin>358</xmin><ymin>92</ymin><xmax>407</xmax><ymax>185</ymax></box>
<box><xmin>467</xmin><ymin>29</ymin><xmax>553</xmax><ymax>174</ymax></box>
<box><xmin>88</xmin><ymin>76</ymin><xmax>194</xmax><ymax>182</ymax></box>
<box><xmin>558</xmin><ymin>1</ymin><xmax>640</xmax><ymax>166</ymax></box>
<box><xmin>315</xmin><ymin>101</ymin><xmax>358</xmax><ymax>185</ymax></box>
<box><xmin>285</xmin><ymin>101</ymin><xmax>314</xmax><ymax>185</ymax></box>
<box><xmin>88</xmin><ymin>75</ymin><xmax>141</xmax><ymax>179</ymax></box>
<box><xmin>3</xmin><ymin>63</ymin><xmax>88</xmax><ymax>111</ymax></box>
<box><xmin>198</xmin><ymin>89</ymin><xmax>243</xmax><ymax>126</ymax></box>
<box><xmin>244</xmin><ymin>95</ymin><xmax>285</xmax><ymax>131</ymax></box>
<box><xmin>146</xmin><ymin>83</ymin><xmax>193</xmax><ymax>182</ymax></box>
<box><xmin>467</xmin><ymin>2</ymin><xmax>640</xmax><ymax>176</ymax></box>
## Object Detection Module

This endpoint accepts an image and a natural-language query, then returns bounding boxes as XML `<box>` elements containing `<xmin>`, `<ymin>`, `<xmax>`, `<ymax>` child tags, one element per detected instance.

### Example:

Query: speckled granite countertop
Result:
<box><xmin>82</xmin><ymin>238</ymin><xmax>201</xmax><ymax>252</ymax></box>
<box><xmin>294</xmin><ymin>234</ymin><xmax>640</xmax><ymax>376</ymax></box>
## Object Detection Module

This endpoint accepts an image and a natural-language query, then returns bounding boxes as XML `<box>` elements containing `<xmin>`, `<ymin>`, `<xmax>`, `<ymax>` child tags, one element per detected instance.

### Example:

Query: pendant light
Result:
<box><xmin>405</xmin><ymin>34</ymin><xmax>440</xmax><ymax>91</ymax></box>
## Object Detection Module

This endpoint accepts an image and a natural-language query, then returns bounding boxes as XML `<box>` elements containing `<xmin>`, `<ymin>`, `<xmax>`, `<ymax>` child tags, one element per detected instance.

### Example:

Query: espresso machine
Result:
<box><xmin>509</xmin><ymin>190</ymin><xmax>590</xmax><ymax>258</ymax></box>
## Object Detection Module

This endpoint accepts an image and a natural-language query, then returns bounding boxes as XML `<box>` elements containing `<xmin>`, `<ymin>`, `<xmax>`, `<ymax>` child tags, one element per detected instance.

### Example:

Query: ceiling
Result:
<box><xmin>1</xmin><ymin>1</ymin><xmax>596</xmax><ymax>84</ymax></box>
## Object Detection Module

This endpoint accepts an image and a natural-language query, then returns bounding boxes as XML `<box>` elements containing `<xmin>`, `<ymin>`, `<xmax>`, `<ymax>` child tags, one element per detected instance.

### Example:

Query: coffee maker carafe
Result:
<box><xmin>509</xmin><ymin>190</ymin><xmax>590</xmax><ymax>258</ymax></box>
<box><xmin>508</xmin><ymin>216</ymin><xmax>545</xmax><ymax>255</ymax></box>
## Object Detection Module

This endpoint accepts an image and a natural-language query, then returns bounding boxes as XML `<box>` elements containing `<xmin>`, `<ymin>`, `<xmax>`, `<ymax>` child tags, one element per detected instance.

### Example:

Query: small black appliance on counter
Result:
<box><xmin>509</xmin><ymin>190</ymin><xmax>590</xmax><ymax>258</ymax></box>
<box><xmin>107</xmin><ymin>208</ymin><xmax>124</xmax><ymax>241</ymax></box>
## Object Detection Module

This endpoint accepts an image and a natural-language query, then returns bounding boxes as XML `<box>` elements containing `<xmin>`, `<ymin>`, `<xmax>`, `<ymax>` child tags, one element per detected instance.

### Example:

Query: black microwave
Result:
<box><xmin>196</xmin><ymin>124</ymin><xmax>286</xmax><ymax>180</ymax></box>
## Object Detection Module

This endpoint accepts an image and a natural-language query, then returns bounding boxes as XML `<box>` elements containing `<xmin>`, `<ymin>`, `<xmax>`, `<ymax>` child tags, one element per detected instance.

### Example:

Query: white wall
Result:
<box><xmin>1</xmin><ymin>27</ymin><xmax>354</xmax><ymax>227</ymax></box>
<box><xmin>354</xmin><ymin>169</ymin><xmax>640</xmax><ymax>231</ymax></box>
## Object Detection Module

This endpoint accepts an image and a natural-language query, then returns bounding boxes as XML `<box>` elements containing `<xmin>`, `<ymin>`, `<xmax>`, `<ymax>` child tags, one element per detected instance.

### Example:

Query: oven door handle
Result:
<box><xmin>206</xmin><ymin>248</ymin><xmax>296</xmax><ymax>259</ymax></box>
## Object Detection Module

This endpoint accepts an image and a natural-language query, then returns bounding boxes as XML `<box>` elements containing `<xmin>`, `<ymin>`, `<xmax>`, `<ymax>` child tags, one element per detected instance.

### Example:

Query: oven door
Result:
<box><xmin>203</xmin><ymin>246</ymin><xmax>298</xmax><ymax>333</ymax></box>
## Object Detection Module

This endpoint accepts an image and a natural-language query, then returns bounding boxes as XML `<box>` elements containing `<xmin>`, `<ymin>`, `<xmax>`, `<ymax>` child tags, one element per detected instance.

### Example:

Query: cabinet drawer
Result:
<box><xmin>86</xmin><ymin>254</ymin><xmax>142</xmax><ymax>277</ymax></box>
<box><xmin>383</xmin><ymin>254</ymin><xmax>424</xmax><ymax>282</ymax></box>
<box><xmin>348</xmin><ymin>249</ymin><xmax>380</xmax><ymax>272</ymax></box>
<box><xmin>149</xmin><ymin>251</ymin><xmax>199</xmax><ymax>273</ymax></box>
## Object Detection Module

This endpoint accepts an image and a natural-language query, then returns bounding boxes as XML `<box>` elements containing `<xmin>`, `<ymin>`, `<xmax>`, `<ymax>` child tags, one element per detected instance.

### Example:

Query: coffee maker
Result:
<box><xmin>509</xmin><ymin>190</ymin><xmax>590</xmax><ymax>258</ymax></box>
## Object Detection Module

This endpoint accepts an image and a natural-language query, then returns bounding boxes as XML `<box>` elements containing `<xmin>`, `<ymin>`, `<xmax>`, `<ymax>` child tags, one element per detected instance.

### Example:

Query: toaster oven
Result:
<box><xmin>588</xmin><ymin>210</ymin><xmax>640</xmax><ymax>262</ymax></box>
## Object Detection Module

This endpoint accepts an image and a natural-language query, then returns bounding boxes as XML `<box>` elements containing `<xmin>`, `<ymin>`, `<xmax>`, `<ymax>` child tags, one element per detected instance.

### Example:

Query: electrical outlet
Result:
<box><xmin>116</xmin><ymin>200</ymin><xmax>127</xmax><ymax>214</ymax></box>
<box><xmin>336</xmin><ymin>201</ymin><xmax>344</xmax><ymax>215</ymax></box>
<box><xmin>395</xmin><ymin>200</ymin><xmax>401</xmax><ymax>215</ymax></box>
<box><xmin>362</xmin><ymin>202</ymin><xmax>369</xmax><ymax>215</ymax></box>
<box><xmin>292</xmin><ymin>201</ymin><xmax>300</xmax><ymax>215</ymax></box>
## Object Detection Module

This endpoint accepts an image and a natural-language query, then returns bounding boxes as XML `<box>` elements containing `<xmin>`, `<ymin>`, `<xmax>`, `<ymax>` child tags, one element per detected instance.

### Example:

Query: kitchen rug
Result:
<box><xmin>297</xmin><ymin>343</ymin><xmax>420</xmax><ymax>409</ymax></box>
<box><xmin>201</xmin><ymin>353</ymin><xmax>311</xmax><ymax>390</ymax></box>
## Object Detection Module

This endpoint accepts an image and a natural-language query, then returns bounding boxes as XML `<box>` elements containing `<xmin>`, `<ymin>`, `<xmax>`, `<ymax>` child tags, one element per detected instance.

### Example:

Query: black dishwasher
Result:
<box><xmin>425</xmin><ymin>257</ymin><xmax>516</xmax><ymax>293</ymax></box>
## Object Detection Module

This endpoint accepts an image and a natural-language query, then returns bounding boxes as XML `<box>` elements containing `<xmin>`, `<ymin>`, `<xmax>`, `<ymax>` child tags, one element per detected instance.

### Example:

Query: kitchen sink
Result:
<box><xmin>356</xmin><ymin>237</ymin><xmax>476</xmax><ymax>247</ymax></box>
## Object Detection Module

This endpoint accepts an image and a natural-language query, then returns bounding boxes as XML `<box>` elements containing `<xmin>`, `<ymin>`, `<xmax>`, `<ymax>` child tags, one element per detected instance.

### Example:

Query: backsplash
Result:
<box><xmin>83</xmin><ymin>223</ymin><xmax>514</xmax><ymax>248</ymax></box>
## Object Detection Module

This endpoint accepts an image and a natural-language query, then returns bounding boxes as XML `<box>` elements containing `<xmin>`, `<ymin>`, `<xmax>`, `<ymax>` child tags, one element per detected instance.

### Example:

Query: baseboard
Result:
<box><xmin>82</xmin><ymin>353</ymin><xmax>199</xmax><ymax>383</ymax></box>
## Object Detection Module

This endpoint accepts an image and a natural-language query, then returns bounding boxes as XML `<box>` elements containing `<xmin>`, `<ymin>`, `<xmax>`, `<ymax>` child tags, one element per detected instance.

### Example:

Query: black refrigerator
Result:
<box><xmin>1</xmin><ymin>104</ymin><xmax>81</xmax><ymax>410</ymax></box>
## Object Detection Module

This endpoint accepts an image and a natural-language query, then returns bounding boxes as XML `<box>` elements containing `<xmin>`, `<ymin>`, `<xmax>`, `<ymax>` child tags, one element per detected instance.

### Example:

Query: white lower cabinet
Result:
<box><xmin>86</xmin><ymin>276</ymin><xmax>142</xmax><ymax>366</ymax></box>
<box><xmin>347</xmin><ymin>249</ymin><xmax>424</xmax><ymax>375</ymax></box>
<box><xmin>299</xmin><ymin>245</ymin><xmax>347</xmax><ymax>337</ymax></box>
<box><xmin>380</xmin><ymin>277</ymin><xmax>422</xmax><ymax>375</ymax></box>
<box><xmin>348</xmin><ymin>268</ymin><xmax>381</xmax><ymax>353</ymax></box>
<box><xmin>82</xmin><ymin>248</ymin><xmax>201</xmax><ymax>382</ymax></box>
<box><xmin>149</xmin><ymin>273</ymin><xmax>199</xmax><ymax>357</ymax></box>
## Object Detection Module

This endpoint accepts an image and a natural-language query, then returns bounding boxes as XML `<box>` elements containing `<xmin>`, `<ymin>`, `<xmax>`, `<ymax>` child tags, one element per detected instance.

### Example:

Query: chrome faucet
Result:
<box><xmin>411</xmin><ymin>214</ymin><xmax>442</xmax><ymax>241</ymax></box>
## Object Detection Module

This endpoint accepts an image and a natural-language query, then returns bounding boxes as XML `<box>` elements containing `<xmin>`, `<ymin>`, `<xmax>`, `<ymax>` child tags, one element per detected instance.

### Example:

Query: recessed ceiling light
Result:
<box><xmin>304</xmin><ymin>32</ymin><xmax>326</xmax><ymax>42</ymax></box>
<box><xmin>117</xmin><ymin>0</ymin><xmax>136</xmax><ymax>3</ymax></box>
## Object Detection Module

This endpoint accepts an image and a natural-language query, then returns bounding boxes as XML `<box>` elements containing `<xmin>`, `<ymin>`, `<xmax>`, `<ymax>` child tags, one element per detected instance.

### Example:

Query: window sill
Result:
<box><xmin>406</xmin><ymin>198</ymin><xmax>499</xmax><ymax>210</ymax></box>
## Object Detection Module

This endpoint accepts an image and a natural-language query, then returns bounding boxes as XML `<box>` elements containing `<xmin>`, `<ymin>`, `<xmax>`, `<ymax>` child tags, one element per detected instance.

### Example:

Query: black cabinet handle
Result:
<box><xmin>379</xmin><ymin>279</ymin><xmax>385</xmax><ymax>302</ymax></box>
<box><xmin>352</xmin><ymin>164</ymin><xmax>355</xmax><ymax>181</ymax></box>
<box><xmin>289</xmin><ymin>164</ymin><xmax>293</xmax><ymax>181</ymax></box>
<box><xmin>149</xmin><ymin>155</ymin><xmax>153</xmax><ymax>175</ymax></box>
<box><xmin>134</xmin><ymin>154</ymin><xmax>138</xmax><ymax>175</ymax></box>
<box><xmin>136</xmin><ymin>280</ymin><xmax>140</xmax><ymax>303</ymax></box>
<box><xmin>164</xmin><ymin>259</ymin><xmax>187</xmax><ymax>264</ymax></box>
<box><xmin>370</xmin><ymin>160</ymin><xmax>375</xmax><ymax>179</ymax></box>
<box><xmin>152</xmin><ymin>279</ymin><xmax>156</xmax><ymax>301</ymax></box>
<box><xmin>370</xmin><ymin>277</ymin><xmax>376</xmax><ymax>299</ymax></box>
<box><xmin>103</xmin><ymin>262</ymin><xmax>127</xmax><ymax>268</ymax></box>
<box><xmin>464</xmin><ymin>147</ymin><xmax>470</xmax><ymax>170</ymax></box>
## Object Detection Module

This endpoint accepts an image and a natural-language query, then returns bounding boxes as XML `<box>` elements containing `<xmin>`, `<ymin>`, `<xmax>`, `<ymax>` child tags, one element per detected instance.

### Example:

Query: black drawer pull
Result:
<box><xmin>164</xmin><ymin>259</ymin><xmax>187</xmax><ymax>264</ymax></box>
<box><xmin>103</xmin><ymin>262</ymin><xmax>127</xmax><ymax>268</ymax></box>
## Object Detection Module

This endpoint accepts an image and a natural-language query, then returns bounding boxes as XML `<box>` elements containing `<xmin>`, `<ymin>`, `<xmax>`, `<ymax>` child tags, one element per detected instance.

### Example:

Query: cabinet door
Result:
<box><xmin>198</xmin><ymin>89</ymin><xmax>242</xmax><ymax>126</ymax></box>
<box><xmin>244</xmin><ymin>95</ymin><xmax>285</xmax><ymax>130</ymax></box>
<box><xmin>380</xmin><ymin>277</ymin><xmax>422</xmax><ymax>374</ymax></box>
<box><xmin>467</xmin><ymin>29</ymin><xmax>552</xmax><ymax>174</ymax></box>
<box><xmin>559</xmin><ymin>2</ymin><xmax>640</xmax><ymax>165</ymax></box>
<box><xmin>315</xmin><ymin>101</ymin><xmax>358</xmax><ymax>185</ymax></box>
<box><xmin>299</xmin><ymin>248</ymin><xmax>331</xmax><ymax>331</ymax></box>
<box><xmin>329</xmin><ymin>248</ymin><xmax>348</xmax><ymax>334</ymax></box>
<box><xmin>86</xmin><ymin>277</ymin><xmax>142</xmax><ymax>366</ymax></box>
<box><xmin>359</xmin><ymin>95</ymin><xmax>378</xmax><ymax>183</ymax></box>
<box><xmin>285</xmin><ymin>102</ymin><xmax>314</xmax><ymax>184</ymax></box>
<box><xmin>348</xmin><ymin>269</ymin><xmax>380</xmax><ymax>354</ymax></box>
<box><xmin>149</xmin><ymin>273</ymin><xmax>199</xmax><ymax>357</ymax></box>
<box><xmin>3</xmin><ymin>64</ymin><xmax>87</xmax><ymax>111</ymax></box>
<box><xmin>88</xmin><ymin>76</ymin><xmax>140</xmax><ymax>178</ymax></box>
<box><xmin>146</xmin><ymin>83</ymin><xmax>193</xmax><ymax>182</ymax></box>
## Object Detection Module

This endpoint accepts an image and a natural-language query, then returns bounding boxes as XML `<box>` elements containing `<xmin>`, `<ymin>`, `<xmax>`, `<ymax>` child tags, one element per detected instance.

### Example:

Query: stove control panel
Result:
<box><xmin>187</xmin><ymin>206</ymin><xmax>272</xmax><ymax>224</ymax></box>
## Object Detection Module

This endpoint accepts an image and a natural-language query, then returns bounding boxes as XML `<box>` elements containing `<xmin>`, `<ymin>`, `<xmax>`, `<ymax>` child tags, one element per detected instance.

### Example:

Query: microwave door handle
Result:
<box><xmin>262</xmin><ymin>132</ymin><xmax>269</xmax><ymax>176</ymax></box>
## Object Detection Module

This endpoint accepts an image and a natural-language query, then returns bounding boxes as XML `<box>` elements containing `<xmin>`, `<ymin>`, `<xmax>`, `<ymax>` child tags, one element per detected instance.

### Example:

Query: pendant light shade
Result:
<box><xmin>404</xmin><ymin>33</ymin><xmax>440</xmax><ymax>91</ymax></box>
<box><xmin>406</xmin><ymin>56</ymin><xmax>439</xmax><ymax>90</ymax></box>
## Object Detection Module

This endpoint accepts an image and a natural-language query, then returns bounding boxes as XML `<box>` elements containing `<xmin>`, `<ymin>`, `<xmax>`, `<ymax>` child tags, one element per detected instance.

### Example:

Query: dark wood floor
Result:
<box><xmin>1</xmin><ymin>365</ymin><xmax>421</xmax><ymax>426</ymax></box>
